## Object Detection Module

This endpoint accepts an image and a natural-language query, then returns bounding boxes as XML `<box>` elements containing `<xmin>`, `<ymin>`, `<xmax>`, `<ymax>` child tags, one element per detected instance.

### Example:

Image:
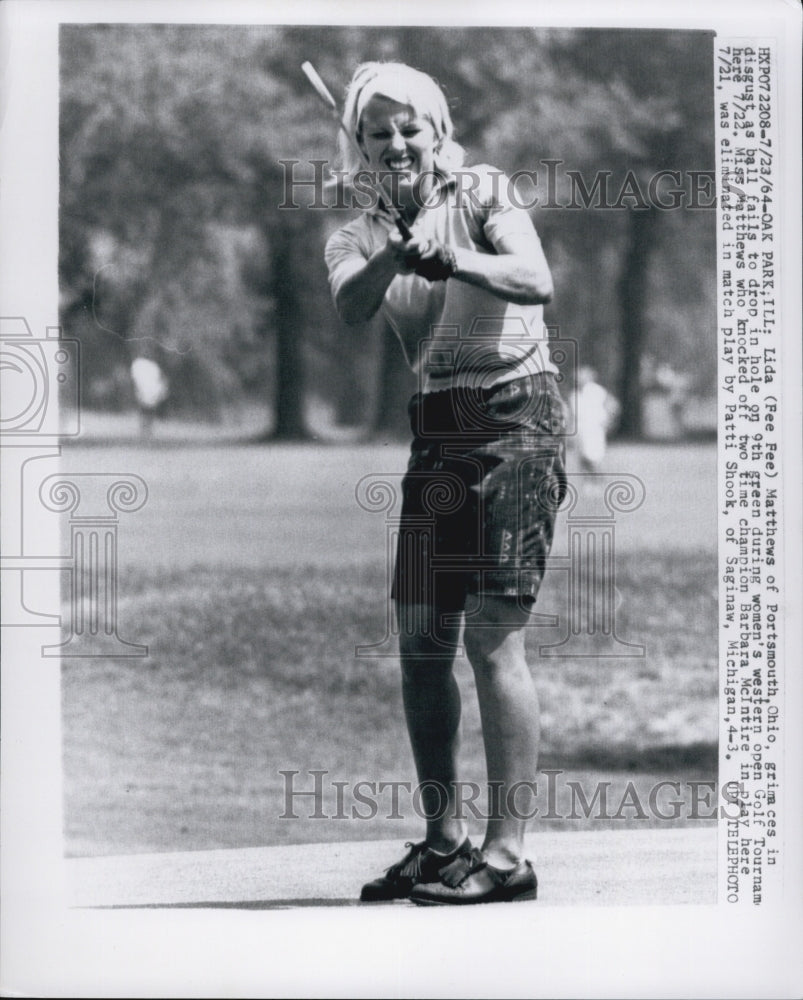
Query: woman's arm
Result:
<box><xmin>450</xmin><ymin>230</ymin><xmax>553</xmax><ymax>306</ymax></box>
<box><xmin>333</xmin><ymin>235</ymin><xmax>431</xmax><ymax>324</ymax></box>
<box><xmin>330</xmin><ymin>195</ymin><xmax>553</xmax><ymax>321</ymax></box>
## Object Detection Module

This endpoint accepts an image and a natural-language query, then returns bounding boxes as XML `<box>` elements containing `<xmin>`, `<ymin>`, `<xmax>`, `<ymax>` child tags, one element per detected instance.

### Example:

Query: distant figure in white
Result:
<box><xmin>130</xmin><ymin>357</ymin><xmax>169</xmax><ymax>437</ymax></box>
<box><xmin>573</xmin><ymin>365</ymin><xmax>620</xmax><ymax>471</ymax></box>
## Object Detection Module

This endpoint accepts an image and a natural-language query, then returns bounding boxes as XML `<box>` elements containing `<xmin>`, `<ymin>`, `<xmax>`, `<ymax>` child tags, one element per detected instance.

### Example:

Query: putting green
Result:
<box><xmin>67</xmin><ymin>827</ymin><xmax>716</xmax><ymax>909</ymax></box>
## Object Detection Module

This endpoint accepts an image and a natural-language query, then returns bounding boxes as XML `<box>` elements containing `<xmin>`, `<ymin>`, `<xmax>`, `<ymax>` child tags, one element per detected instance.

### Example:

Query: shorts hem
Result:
<box><xmin>392</xmin><ymin>570</ymin><xmax>547</xmax><ymax>612</ymax></box>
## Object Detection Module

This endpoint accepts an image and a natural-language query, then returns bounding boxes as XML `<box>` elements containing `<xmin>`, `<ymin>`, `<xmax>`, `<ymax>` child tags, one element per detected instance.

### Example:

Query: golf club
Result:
<box><xmin>301</xmin><ymin>60</ymin><xmax>414</xmax><ymax>240</ymax></box>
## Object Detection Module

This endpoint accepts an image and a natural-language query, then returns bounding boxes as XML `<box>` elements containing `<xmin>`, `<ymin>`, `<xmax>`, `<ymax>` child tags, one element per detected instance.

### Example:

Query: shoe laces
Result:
<box><xmin>438</xmin><ymin>847</ymin><xmax>487</xmax><ymax>889</ymax></box>
<box><xmin>387</xmin><ymin>841</ymin><xmax>427</xmax><ymax>880</ymax></box>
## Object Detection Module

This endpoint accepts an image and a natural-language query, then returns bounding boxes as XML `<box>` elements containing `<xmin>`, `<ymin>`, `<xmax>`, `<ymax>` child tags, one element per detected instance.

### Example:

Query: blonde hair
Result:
<box><xmin>338</xmin><ymin>61</ymin><xmax>464</xmax><ymax>180</ymax></box>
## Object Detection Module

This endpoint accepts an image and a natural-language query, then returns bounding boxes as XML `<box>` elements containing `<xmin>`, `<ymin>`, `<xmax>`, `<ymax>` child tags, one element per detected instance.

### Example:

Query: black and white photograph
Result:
<box><xmin>1</xmin><ymin>1</ymin><xmax>801</xmax><ymax>996</ymax></box>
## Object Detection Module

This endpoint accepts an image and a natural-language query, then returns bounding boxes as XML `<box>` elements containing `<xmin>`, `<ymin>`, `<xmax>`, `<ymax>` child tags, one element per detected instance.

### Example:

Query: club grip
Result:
<box><xmin>395</xmin><ymin>217</ymin><xmax>413</xmax><ymax>241</ymax></box>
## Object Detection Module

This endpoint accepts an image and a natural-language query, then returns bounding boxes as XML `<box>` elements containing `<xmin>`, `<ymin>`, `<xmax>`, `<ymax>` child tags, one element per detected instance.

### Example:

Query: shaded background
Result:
<box><xmin>60</xmin><ymin>24</ymin><xmax>716</xmax><ymax>441</ymax></box>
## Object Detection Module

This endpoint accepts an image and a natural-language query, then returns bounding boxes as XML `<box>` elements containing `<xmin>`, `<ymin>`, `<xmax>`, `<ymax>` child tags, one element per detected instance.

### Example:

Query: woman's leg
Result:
<box><xmin>396</xmin><ymin>600</ymin><xmax>467</xmax><ymax>851</ymax></box>
<box><xmin>462</xmin><ymin>595</ymin><xmax>539</xmax><ymax>868</ymax></box>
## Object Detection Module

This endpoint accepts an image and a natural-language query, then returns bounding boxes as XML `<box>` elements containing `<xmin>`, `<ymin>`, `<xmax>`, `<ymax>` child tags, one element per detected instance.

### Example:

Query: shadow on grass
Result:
<box><xmin>544</xmin><ymin>741</ymin><xmax>716</xmax><ymax>773</ymax></box>
<box><xmin>80</xmin><ymin>898</ymin><xmax>364</xmax><ymax>910</ymax></box>
<box><xmin>61</xmin><ymin>435</ymin><xmax>271</xmax><ymax>450</ymax></box>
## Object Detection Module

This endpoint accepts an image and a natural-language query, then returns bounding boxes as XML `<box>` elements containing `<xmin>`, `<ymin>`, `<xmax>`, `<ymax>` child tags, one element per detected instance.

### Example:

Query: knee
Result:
<box><xmin>463</xmin><ymin>626</ymin><xmax>526</xmax><ymax>679</ymax></box>
<box><xmin>462</xmin><ymin>628</ymin><xmax>499</xmax><ymax>672</ymax></box>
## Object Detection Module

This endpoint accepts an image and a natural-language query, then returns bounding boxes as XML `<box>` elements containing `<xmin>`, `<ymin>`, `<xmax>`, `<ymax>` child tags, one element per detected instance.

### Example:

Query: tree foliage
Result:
<box><xmin>60</xmin><ymin>25</ymin><xmax>716</xmax><ymax>438</ymax></box>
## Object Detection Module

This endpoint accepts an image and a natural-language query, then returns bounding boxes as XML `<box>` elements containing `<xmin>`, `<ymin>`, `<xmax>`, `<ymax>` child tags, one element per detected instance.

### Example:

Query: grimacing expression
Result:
<box><xmin>358</xmin><ymin>95</ymin><xmax>438</xmax><ymax>205</ymax></box>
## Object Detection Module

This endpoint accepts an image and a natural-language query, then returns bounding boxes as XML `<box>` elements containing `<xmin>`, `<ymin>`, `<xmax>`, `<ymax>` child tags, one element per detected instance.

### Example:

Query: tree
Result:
<box><xmin>534</xmin><ymin>29</ymin><xmax>716</xmax><ymax>436</ymax></box>
<box><xmin>60</xmin><ymin>25</ymin><xmax>716</xmax><ymax>440</ymax></box>
<box><xmin>60</xmin><ymin>24</ymin><xmax>328</xmax><ymax>437</ymax></box>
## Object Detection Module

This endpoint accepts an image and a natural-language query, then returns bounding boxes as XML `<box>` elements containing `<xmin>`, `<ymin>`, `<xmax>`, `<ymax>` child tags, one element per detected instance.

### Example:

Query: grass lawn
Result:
<box><xmin>57</xmin><ymin>440</ymin><xmax>717</xmax><ymax>569</ymax></box>
<box><xmin>62</xmin><ymin>550</ymin><xmax>717</xmax><ymax>857</ymax></box>
<box><xmin>58</xmin><ymin>438</ymin><xmax>717</xmax><ymax>856</ymax></box>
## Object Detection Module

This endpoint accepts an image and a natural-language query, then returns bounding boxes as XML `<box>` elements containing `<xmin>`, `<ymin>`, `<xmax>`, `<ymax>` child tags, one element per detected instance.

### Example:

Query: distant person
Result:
<box><xmin>655</xmin><ymin>362</ymin><xmax>689</xmax><ymax>437</ymax></box>
<box><xmin>130</xmin><ymin>357</ymin><xmax>169</xmax><ymax>437</ymax></box>
<box><xmin>324</xmin><ymin>62</ymin><xmax>566</xmax><ymax>905</ymax></box>
<box><xmin>573</xmin><ymin>365</ymin><xmax>619</xmax><ymax>471</ymax></box>
<box><xmin>640</xmin><ymin>356</ymin><xmax>688</xmax><ymax>440</ymax></box>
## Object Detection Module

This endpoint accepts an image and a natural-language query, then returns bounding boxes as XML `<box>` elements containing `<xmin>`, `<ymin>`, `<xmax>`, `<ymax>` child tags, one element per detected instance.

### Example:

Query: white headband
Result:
<box><xmin>354</xmin><ymin>64</ymin><xmax>448</xmax><ymax>138</ymax></box>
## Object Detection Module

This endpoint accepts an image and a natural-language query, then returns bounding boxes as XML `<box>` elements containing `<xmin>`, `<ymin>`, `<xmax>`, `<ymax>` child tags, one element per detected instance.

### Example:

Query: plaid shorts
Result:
<box><xmin>392</xmin><ymin>372</ymin><xmax>567</xmax><ymax>611</ymax></box>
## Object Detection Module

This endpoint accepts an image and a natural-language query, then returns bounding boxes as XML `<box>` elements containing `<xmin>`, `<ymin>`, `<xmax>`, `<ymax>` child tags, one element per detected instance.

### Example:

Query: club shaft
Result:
<box><xmin>301</xmin><ymin>62</ymin><xmax>413</xmax><ymax>240</ymax></box>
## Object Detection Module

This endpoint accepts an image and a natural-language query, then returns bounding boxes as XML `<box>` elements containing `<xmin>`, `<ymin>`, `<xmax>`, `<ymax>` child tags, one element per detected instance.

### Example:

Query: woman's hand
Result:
<box><xmin>332</xmin><ymin>234</ymin><xmax>420</xmax><ymax>324</ymax></box>
<box><xmin>332</xmin><ymin>232</ymin><xmax>459</xmax><ymax>324</ymax></box>
<box><xmin>387</xmin><ymin>232</ymin><xmax>457</xmax><ymax>282</ymax></box>
<box><xmin>385</xmin><ymin>232</ymin><xmax>429</xmax><ymax>273</ymax></box>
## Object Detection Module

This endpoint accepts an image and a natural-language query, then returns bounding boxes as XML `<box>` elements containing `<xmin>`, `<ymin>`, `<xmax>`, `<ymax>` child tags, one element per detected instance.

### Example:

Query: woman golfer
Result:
<box><xmin>325</xmin><ymin>62</ymin><xmax>566</xmax><ymax>905</ymax></box>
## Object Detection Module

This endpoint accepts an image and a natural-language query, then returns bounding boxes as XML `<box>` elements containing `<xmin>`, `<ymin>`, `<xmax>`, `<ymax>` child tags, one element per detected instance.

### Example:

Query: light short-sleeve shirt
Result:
<box><xmin>325</xmin><ymin>163</ymin><xmax>557</xmax><ymax>394</ymax></box>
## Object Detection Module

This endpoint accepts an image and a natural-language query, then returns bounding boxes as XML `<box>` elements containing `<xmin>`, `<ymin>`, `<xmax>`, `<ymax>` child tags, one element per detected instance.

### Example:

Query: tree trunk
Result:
<box><xmin>371</xmin><ymin>316</ymin><xmax>417</xmax><ymax>439</ymax></box>
<box><xmin>616</xmin><ymin>206</ymin><xmax>658</xmax><ymax>439</ymax></box>
<box><xmin>263</xmin><ymin>211</ymin><xmax>310</xmax><ymax>442</ymax></box>
<box><xmin>334</xmin><ymin>318</ymin><xmax>375</xmax><ymax>430</ymax></box>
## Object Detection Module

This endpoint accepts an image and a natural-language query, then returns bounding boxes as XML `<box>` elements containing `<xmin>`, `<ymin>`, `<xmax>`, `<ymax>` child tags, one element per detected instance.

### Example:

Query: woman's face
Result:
<box><xmin>358</xmin><ymin>95</ymin><xmax>438</xmax><ymax>209</ymax></box>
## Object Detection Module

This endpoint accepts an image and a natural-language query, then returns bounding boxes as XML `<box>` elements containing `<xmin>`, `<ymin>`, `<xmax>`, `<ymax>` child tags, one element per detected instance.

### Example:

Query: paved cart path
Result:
<box><xmin>67</xmin><ymin>827</ymin><xmax>717</xmax><ymax>909</ymax></box>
